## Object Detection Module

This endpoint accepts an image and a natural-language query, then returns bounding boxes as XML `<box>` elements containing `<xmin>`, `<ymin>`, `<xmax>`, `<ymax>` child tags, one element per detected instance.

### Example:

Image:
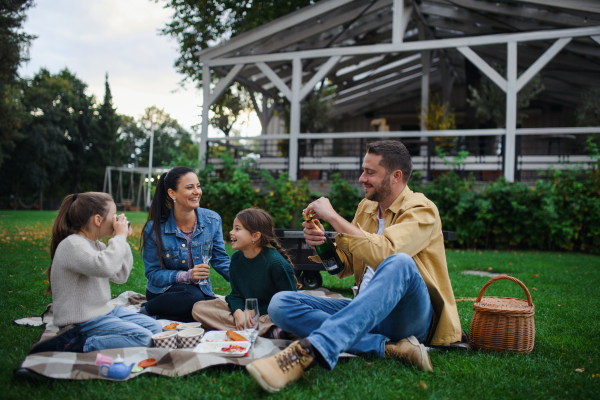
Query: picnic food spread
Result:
<box><xmin>164</xmin><ymin>322</ymin><xmax>179</xmax><ymax>330</ymax></box>
<box><xmin>226</xmin><ymin>330</ymin><xmax>247</xmax><ymax>341</ymax></box>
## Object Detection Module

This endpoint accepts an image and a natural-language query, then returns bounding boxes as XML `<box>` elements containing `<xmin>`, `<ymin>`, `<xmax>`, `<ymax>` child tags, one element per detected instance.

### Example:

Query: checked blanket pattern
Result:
<box><xmin>14</xmin><ymin>289</ymin><xmax>350</xmax><ymax>381</ymax></box>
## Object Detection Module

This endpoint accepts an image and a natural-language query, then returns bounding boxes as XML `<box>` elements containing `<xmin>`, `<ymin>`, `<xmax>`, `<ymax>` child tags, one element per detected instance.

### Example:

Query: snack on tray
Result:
<box><xmin>226</xmin><ymin>331</ymin><xmax>247</xmax><ymax>341</ymax></box>
<box><xmin>221</xmin><ymin>344</ymin><xmax>247</xmax><ymax>352</ymax></box>
<box><xmin>164</xmin><ymin>322</ymin><xmax>179</xmax><ymax>330</ymax></box>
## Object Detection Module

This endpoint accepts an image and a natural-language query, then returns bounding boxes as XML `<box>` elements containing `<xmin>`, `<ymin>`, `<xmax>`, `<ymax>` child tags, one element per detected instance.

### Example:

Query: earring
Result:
<box><xmin>252</xmin><ymin>241</ymin><xmax>254</xmax><ymax>244</ymax></box>
<box><xmin>173</xmin><ymin>198</ymin><xmax>176</xmax><ymax>203</ymax></box>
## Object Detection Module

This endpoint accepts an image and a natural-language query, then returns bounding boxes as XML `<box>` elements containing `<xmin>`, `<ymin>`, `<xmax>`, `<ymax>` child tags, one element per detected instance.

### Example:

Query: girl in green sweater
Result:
<box><xmin>192</xmin><ymin>208</ymin><xmax>298</xmax><ymax>337</ymax></box>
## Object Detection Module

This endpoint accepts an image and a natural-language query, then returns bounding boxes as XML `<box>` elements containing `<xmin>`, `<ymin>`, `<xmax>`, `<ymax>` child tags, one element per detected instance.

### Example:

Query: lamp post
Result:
<box><xmin>146</xmin><ymin>114</ymin><xmax>156</xmax><ymax>211</ymax></box>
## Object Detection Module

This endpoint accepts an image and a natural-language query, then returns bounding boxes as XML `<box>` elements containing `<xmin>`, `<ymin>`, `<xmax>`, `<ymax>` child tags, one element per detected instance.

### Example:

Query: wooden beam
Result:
<box><xmin>197</xmin><ymin>0</ymin><xmax>358</xmax><ymax>61</ymax></box>
<box><xmin>424</xmin><ymin>0</ymin><xmax>600</xmax><ymax>27</ymax></box>
<box><xmin>204</xmin><ymin>22</ymin><xmax>600</xmax><ymax>67</ymax></box>
<box><xmin>457</xmin><ymin>46</ymin><xmax>507</xmax><ymax>92</ymax></box>
<box><xmin>255</xmin><ymin>62</ymin><xmax>292</xmax><ymax>101</ymax></box>
<box><xmin>299</xmin><ymin>56</ymin><xmax>341</xmax><ymax>100</ymax></box>
<box><xmin>513</xmin><ymin>0</ymin><xmax>600</xmax><ymax>15</ymax></box>
<box><xmin>289</xmin><ymin>58</ymin><xmax>302</xmax><ymax>181</ymax></box>
<box><xmin>208</xmin><ymin>64</ymin><xmax>244</xmax><ymax>105</ymax></box>
<box><xmin>504</xmin><ymin>41</ymin><xmax>517</xmax><ymax>183</ymax></box>
<box><xmin>516</xmin><ymin>38</ymin><xmax>571</xmax><ymax>92</ymax></box>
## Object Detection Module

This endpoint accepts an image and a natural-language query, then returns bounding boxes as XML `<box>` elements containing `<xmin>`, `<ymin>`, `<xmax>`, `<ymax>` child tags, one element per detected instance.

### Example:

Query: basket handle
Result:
<box><xmin>475</xmin><ymin>275</ymin><xmax>533</xmax><ymax>306</ymax></box>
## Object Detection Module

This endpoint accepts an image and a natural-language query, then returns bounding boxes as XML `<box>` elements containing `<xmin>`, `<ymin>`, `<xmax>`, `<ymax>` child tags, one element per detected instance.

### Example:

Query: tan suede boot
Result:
<box><xmin>384</xmin><ymin>335</ymin><xmax>433</xmax><ymax>372</ymax></box>
<box><xmin>246</xmin><ymin>340</ymin><xmax>315</xmax><ymax>393</ymax></box>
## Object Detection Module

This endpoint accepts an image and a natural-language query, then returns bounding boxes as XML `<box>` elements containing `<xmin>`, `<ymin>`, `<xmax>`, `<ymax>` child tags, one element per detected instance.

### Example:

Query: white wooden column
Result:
<box><xmin>289</xmin><ymin>57</ymin><xmax>302</xmax><ymax>181</ymax></box>
<box><xmin>199</xmin><ymin>65</ymin><xmax>211</xmax><ymax>164</ymax></box>
<box><xmin>420</xmin><ymin>51</ymin><xmax>431</xmax><ymax>158</ymax></box>
<box><xmin>392</xmin><ymin>0</ymin><xmax>404</xmax><ymax>44</ymax></box>
<box><xmin>504</xmin><ymin>41</ymin><xmax>518</xmax><ymax>182</ymax></box>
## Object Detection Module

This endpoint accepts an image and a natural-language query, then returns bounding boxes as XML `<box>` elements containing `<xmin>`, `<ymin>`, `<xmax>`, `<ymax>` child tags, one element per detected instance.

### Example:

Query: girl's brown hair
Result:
<box><xmin>235</xmin><ymin>207</ymin><xmax>302</xmax><ymax>289</ymax></box>
<box><xmin>46</xmin><ymin>192</ymin><xmax>113</xmax><ymax>295</ymax></box>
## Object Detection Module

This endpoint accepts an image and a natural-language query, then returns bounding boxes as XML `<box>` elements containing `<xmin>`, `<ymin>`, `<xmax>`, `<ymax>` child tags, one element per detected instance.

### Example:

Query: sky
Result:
<box><xmin>18</xmin><ymin>0</ymin><xmax>259</xmax><ymax>136</ymax></box>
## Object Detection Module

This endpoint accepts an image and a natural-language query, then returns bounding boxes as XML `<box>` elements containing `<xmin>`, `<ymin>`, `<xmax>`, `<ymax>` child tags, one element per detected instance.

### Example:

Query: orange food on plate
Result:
<box><xmin>164</xmin><ymin>322</ymin><xmax>179</xmax><ymax>330</ymax></box>
<box><xmin>221</xmin><ymin>344</ymin><xmax>247</xmax><ymax>352</ymax></box>
<box><xmin>138</xmin><ymin>358</ymin><xmax>157</xmax><ymax>368</ymax></box>
<box><xmin>226</xmin><ymin>331</ymin><xmax>247</xmax><ymax>341</ymax></box>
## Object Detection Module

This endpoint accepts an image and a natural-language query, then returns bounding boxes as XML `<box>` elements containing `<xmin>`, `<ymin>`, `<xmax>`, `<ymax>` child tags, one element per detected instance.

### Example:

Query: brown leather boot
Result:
<box><xmin>384</xmin><ymin>335</ymin><xmax>433</xmax><ymax>372</ymax></box>
<box><xmin>246</xmin><ymin>340</ymin><xmax>315</xmax><ymax>393</ymax></box>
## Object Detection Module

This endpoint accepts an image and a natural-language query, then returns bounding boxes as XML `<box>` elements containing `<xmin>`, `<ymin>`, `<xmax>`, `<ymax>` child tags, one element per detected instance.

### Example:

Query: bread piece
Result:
<box><xmin>226</xmin><ymin>330</ymin><xmax>247</xmax><ymax>341</ymax></box>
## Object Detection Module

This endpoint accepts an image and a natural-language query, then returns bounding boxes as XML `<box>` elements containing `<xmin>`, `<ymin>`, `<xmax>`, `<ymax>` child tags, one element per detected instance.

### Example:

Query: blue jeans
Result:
<box><xmin>76</xmin><ymin>306</ymin><xmax>163</xmax><ymax>352</ymax></box>
<box><xmin>268</xmin><ymin>253</ymin><xmax>433</xmax><ymax>370</ymax></box>
<box><xmin>146</xmin><ymin>283</ymin><xmax>216</xmax><ymax>322</ymax></box>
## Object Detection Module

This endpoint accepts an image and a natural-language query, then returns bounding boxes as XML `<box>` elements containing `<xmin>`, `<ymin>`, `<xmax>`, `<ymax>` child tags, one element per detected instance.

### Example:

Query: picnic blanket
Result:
<box><xmin>14</xmin><ymin>289</ymin><xmax>350</xmax><ymax>381</ymax></box>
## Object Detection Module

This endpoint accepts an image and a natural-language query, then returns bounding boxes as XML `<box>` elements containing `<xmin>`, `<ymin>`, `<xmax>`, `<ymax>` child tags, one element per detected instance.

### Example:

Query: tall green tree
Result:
<box><xmin>3</xmin><ymin>68</ymin><xmax>94</xmax><ymax>205</ymax></box>
<box><xmin>93</xmin><ymin>73</ymin><xmax>124</xmax><ymax>168</ymax></box>
<box><xmin>0</xmin><ymin>0</ymin><xmax>36</xmax><ymax>167</ymax></box>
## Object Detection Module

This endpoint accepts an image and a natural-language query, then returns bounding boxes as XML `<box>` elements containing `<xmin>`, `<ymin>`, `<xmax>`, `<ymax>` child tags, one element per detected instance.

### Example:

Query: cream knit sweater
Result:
<box><xmin>50</xmin><ymin>234</ymin><xmax>133</xmax><ymax>327</ymax></box>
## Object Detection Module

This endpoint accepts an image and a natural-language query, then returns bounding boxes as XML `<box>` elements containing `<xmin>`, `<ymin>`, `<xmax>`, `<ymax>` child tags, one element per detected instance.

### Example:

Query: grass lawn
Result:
<box><xmin>1</xmin><ymin>210</ymin><xmax>599</xmax><ymax>399</ymax></box>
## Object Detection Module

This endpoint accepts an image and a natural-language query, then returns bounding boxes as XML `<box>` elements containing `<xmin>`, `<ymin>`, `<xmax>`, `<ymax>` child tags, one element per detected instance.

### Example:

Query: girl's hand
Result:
<box><xmin>113</xmin><ymin>214</ymin><xmax>129</xmax><ymax>237</ymax></box>
<box><xmin>233</xmin><ymin>309</ymin><xmax>246</xmax><ymax>330</ymax></box>
<box><xmin>191</xmin><ymin>264</ymin><xmax>210</xmax><ymax>281</ymax></box>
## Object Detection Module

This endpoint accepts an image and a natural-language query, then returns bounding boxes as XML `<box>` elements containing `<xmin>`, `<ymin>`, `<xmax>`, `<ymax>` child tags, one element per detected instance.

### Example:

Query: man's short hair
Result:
<box><xmin>366</xmin><ymin>140</ymin><xmax>413</xmax><ymax>183</ymax></box>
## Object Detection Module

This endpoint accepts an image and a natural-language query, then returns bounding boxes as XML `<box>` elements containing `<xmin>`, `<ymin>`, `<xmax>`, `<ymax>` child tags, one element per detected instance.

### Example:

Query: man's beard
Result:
<box><xmin>366</xmin><ymin>174</ymin><xmax>392</xmax><ymax>203</ymax></box>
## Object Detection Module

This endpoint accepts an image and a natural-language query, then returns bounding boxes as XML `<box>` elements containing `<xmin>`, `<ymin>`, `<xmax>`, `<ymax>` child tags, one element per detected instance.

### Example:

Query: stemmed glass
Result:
<box><xmin>245</xmin><ymin>298</ymin><xmax>260</xmax><ymax>356</ymax></box>
<box><xmin>199</xmin><ymin>243</ymin><xmax>212</xmax><ymax>286</ymax></box>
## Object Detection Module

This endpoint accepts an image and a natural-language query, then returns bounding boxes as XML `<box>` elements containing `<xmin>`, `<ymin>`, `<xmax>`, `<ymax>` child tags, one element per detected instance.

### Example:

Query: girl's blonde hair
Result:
<box><xmin>45</xmin><ymin>192</ymin><xmax>113</xmax><ymax>295</ymax></box>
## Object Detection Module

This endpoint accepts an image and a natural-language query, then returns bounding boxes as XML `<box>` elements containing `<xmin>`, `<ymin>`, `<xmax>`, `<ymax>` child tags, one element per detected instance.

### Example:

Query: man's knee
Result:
<box><xmin>267</xmin><ymin>291</ymin><xmax>297</xmax><ymax>323</ymax></box>
<box><xmin>379</xmin><ymin>253</ymin><xmax>418</xmax><ymax>274</ymax></box>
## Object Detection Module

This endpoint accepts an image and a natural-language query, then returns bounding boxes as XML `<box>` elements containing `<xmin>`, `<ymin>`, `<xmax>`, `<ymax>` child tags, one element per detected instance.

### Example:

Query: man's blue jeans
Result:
<box><xmin>268</xmin><ymin>253</ymin><xmax>433</xmax><ymax>370</ymax></box>
<box><xmin>75</xmin><ymin>306</ymin><xmax>163</xmax><ymax>352</ymax></box>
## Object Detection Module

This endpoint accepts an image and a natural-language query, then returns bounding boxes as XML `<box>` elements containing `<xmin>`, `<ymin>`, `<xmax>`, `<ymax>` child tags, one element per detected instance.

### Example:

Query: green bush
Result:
<box><xmin>192</xmin><ymin>153</ymin><xmax>599</xmax><ymax>254</ymax></box>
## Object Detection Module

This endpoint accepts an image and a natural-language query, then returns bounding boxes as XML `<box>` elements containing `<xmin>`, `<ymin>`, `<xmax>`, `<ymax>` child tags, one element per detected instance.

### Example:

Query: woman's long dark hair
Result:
<box><xmin>140</xmin><ymin>166</ymin><xmax>195</xmax><ymax>269</ymax></box>
<box><xmin>46</xmin><ymin>192</ymin><xmax>113</xmax><ymax>295</ymax></box>
<box><xmin>236</xmin><ymin>207</ymin><xmax>302</xmax><ymax>289</ymax></box>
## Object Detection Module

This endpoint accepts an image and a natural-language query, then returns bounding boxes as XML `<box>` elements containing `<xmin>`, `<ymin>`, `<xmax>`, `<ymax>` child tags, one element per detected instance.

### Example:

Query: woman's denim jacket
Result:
<box><xmin>143</xmin><ymin>207</ymin><xmax>230</xmax><ymax>296</ymax></box>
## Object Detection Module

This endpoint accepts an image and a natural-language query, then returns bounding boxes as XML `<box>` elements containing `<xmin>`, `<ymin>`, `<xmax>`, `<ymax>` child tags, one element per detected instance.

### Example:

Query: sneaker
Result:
<box><xmin>29</xmin><ymin>328</ymin><xmax>87</xmax><ymax>354</ymax></box>
<box><xmin>246</xmin><ymin>339</ymin><xmax>315</xmax><ymax>393</ymax></box>
<box><xmin>385</xmin><ymin>335</ymin><xmax>433</xmax><ymax>372</ymax></box>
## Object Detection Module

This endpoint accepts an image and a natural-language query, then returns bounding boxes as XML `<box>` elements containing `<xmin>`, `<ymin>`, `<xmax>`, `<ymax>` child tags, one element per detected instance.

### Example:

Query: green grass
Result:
<box><xmin>1</xmin><ymin>210</ymin><xmax>599</xmax><ymax>399</ymax></box>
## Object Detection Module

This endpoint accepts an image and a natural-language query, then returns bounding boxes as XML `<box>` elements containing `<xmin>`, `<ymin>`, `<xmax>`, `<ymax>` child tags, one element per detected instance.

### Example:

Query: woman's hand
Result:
<box><xmin>191</xmin><ymin>264</ymin><xmax>210</xmax><ymax>281</ymax></box>
<box><xmin>233</xmin><ymin>309</ymin><xmax>246</xmax><ymax>330</ymax></box>
<box><xmin>233</xmin><ymin>309</ymin><xmax>255</xmax><ymax>331</ymax></box>
<box><xmin>113</xmin><ymin>214</ymin><xmax>129</xmax><ymax>237</ymax></box>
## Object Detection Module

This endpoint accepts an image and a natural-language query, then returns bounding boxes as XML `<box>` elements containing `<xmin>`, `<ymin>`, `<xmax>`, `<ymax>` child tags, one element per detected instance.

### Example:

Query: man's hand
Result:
<box><xmin>304</xmin><ymin>197</ymin><xmax>338</xmax><ymax>224</ymax></box>
<box><xmin>191</xmin><ymin>264</ymin><xmax>210</xmax><ymax>281</ymax></box>
<box><xmin>303</xmin><ymin>219</ymin><xmax>326</xmax><ymax>246</ymax></box>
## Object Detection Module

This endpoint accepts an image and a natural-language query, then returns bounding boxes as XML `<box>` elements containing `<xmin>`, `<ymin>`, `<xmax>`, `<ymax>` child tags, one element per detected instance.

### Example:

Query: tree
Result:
<box><xmin>157</xmin><ymin>0</ymin><xmax>318</xmax><ymax>87</ymax></box>
<box><xmin>93</xmin><ymin>73</ymin><xmax>124</xmax><ymax>168</ymax></box>
<box><xmin>467</xmin><ymin>62</ymin><xmax>544</xmax><ymax>128</ymax></box>
<box><xmin>135</xmin><ymin>106</ymin><xmax>196</xmax><ymax>168</ymax></box>
<box><xmin>3</xmin><ymin>68</ymin><xmax>94</xmax><ymax>206</ymax></box>
<box><xmin>209</xmin><ymin>85</ymin><xmax>248</xmax><ymax>137</ymax></box>
<box><xmin>0</xmin><ymin>0</ymin><xmax>36</xmax><ymax>167</ymax></box>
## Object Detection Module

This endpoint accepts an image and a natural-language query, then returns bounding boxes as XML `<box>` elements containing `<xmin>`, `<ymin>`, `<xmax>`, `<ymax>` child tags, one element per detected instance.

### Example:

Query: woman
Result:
<box><xmin>140</xmin><ymin>166</ymin><xmax>230</xmax><ymax>322</ymax></box>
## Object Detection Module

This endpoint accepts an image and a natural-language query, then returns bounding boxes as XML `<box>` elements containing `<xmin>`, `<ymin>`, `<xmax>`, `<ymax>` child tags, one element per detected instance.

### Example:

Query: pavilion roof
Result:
<box><xmin>196</xmin><ymin>0</ymin><xmax>600</xmax><ymax>117</ymax></box>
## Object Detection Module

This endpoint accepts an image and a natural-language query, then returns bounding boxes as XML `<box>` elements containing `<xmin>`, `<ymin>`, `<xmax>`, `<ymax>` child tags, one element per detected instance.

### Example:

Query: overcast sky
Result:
<box><xmin>18</xmin><ymin>0</ymin><xmax>206</xmax><ymax>132</ymax></box>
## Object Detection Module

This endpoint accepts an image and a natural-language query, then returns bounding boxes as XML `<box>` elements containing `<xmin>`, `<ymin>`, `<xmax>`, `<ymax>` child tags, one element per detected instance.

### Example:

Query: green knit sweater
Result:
<box><xmin>225</xmin><ymin>247</ymin><xmax>297</xmax><ymax>315</ymax></box>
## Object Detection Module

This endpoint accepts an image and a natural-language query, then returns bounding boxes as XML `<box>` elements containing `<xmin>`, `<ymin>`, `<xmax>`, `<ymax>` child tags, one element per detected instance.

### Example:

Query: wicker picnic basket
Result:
<box><xmin>469</xmin><ymin>275</ymin><xmax>535</xmax><ymax>354</ymax></box>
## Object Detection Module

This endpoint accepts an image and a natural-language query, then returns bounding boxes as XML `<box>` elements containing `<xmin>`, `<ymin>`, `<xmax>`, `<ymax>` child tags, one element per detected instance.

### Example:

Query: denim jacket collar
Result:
<box><xmin>163</xmin><ymin>208</ymin><xmax>211</xmax><ymax>237</ymax></box>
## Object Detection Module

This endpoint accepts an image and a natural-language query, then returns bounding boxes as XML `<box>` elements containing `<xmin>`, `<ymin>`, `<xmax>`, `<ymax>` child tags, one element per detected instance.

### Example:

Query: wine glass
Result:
<box><xmin>198</xmin><ymin>243</ymin><xmax>212</xmax><ymax>286</ymax></box>
<box><xmin>245</xmin><ymin>298</ymin><xmax>260</xmax><ymax>355</ymax></box>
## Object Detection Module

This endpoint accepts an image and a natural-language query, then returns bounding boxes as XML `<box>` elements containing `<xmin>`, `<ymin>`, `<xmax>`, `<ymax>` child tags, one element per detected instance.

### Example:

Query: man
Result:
<box><xmin>246</xmin><ymin>140</ymin><xmax>462</xmax><ymax>393</ymax></box>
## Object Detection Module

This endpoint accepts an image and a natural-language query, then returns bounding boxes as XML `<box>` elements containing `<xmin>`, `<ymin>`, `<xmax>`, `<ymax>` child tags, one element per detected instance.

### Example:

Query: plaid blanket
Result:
<box><xmin>14</xmin><ymin>289</ymin><xmax>350</xmax><ymax>380</ymax></box>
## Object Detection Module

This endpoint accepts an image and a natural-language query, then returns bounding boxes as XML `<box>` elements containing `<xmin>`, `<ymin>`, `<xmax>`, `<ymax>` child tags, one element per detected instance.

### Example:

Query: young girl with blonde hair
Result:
<box><xmin>30</xmin><ymin>192</ymin><xmax>162</xmax><ymax>354</ymax></box>
<box><xmin>192</xmin><ymin>207</ymin><xmax>298</xmax><ymax>337</ymax></box>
